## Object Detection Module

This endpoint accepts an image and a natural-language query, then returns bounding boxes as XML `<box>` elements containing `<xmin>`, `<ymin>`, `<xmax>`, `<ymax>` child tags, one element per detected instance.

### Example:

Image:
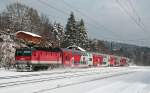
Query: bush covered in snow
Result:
<box><xmin>0</xmin><ymin>35</ymin><xmax>16</xmax><ymax>67</ymax></box>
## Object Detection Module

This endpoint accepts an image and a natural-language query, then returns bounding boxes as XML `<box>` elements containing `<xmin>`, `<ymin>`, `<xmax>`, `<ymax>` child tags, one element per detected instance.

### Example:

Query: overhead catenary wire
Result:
<box><xmin>116</xmin><ymin>0</ymin><xmax>148</xmax><ymax>34</ymax></box>
<box><xmin>116</xmin><ymin>0</ymin><xmax>150</xmax><ymax>42</ymax></box>
<box><xmin>60</xmin><ymin>0</ymin><xmax>124</xmax><ymax>40</ymax></box>
<box><xmin>1</xmin><ymin>0</ymin><xmax>149</xmax><ymax>45</ymax></box>
<box><xmin>37</xmin><ymin>0</ymin><xmax>123</xmax><ymax>41</ymax></box>
<box><xmin>60</xmin><ymin>0</ymin><xmax>150</xmax><ymax>42</ymax></box>
<box><xmin>38</xmin><ymin>0</ymin><xmax>69</xmax><ymax>15</ymax></box>
<box><xmin>127</xmin><ymin>0</ymin><xmax>147</xmax><ymax>29</ymax></box>
<box><xmin>36</xmin><ymin>0</ymin><xmax>150</xmax><ymax>45</ymax></box>
<box><xmin>115</xmin><ymin>0</ymin><xmax>150</xmax><ymax>46</ymax></box>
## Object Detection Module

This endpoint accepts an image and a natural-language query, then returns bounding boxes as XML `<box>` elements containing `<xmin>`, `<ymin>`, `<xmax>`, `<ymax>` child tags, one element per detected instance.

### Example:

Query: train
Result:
<box><xmin>15</xmin><ymin>46</ymin><xmax>129</xmax><ymax>71</ymax></box>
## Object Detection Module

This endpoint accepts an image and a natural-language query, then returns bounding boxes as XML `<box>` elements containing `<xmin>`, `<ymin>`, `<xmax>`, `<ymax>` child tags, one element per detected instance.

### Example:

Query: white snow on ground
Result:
<box><xmin>0</xmin><ymin>66</ymin><xmax>149</xmax><ymax>93</ymax></box>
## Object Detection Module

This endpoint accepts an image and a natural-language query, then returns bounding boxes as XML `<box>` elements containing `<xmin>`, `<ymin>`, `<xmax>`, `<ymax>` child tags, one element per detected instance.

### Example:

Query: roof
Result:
<box><xmin>77</xmin><ymin>46</ymin><xmax>86</xmax><ymax>52</ymax></box>
<box><xmin>15</xmin><ymin>31</ymin><xmax>41</xmax><ymax>37</ymax></box>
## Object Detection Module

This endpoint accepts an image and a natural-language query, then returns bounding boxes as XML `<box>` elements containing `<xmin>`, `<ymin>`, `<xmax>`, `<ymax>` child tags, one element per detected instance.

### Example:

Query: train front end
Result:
<box><xmin>15</xmin><ymin>48</ymin><xmax>32</xmax><ymax>71</ymax></box>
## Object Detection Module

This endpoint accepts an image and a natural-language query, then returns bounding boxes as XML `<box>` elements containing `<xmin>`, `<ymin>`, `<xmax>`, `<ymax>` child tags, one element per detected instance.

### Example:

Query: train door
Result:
<box><xmin>115</xmin><ymin>56</ymin><xmax>120</xmax><ymax>66</ymax></box>
<box><xmin>73</xmin><ymin>51</ymin><xmax>81</xmax><ymax>66</ymax></box>
<box><xmin>62</xmin><ymin>51</ymin><xmax>71</xmax><ymax>66</ymax></box>
<box><xmin>110</xmin><ymin>56</ymin><xmax>116</xmax><ymax>66</ymax></box>
<box><xmin>79</xmin><ymin>52</ymin><xmax>89</xmax><ymax>67</ymax></box>
<box><xmin>98</xmin><ymin>55</ymin><xmax>103</xmax><ymax>66</ymax></box>
<box><xmin>87</xmin><ymin>52</ymin><xmax>93</xmax><ymax>66</ymax></box>
<box><xmin>102</xmin><ymin>55</ymin><xmax>109</xmax><ymax>66</ymax></box>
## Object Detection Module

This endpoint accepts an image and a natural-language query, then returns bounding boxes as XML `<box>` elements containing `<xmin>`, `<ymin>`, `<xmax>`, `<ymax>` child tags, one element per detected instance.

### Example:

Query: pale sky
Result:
<box><xmin>1</xmin><ymin>0</ymin><xmax>150</xmax><ymax>47</ymax></box>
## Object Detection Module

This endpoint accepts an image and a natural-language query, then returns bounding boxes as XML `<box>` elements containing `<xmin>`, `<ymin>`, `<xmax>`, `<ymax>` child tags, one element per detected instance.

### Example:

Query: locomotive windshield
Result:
<box><xmin>15</xmin><ymin>49</ymin><xmax>32</xmax><ymax>56</ymax></box>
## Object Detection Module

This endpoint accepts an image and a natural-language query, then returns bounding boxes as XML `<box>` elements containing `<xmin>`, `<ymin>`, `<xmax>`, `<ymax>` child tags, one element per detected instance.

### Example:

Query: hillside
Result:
<box><xmin>104</xmin><ymin>41</ymin><xmax>150</xmax><ymax>66</ymax></box>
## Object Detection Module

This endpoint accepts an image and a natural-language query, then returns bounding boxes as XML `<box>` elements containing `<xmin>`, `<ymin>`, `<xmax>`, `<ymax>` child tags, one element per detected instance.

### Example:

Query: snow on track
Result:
<box><xmin>0</xmin><ymin>66</ymin><xmax>149</xmax><ymax>93</ymax></box>
<box><xmin>0</xmin><ymin>67</ymin><xmax>132</xmax><ymax>87</ymax></box>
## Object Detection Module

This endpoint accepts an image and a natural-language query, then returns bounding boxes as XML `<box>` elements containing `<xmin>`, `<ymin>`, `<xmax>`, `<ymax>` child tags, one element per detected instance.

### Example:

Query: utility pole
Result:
<box><xmin>110</xmin><ymin>42</ymin><xmax>113</xmax><ymax>54</ymax></box>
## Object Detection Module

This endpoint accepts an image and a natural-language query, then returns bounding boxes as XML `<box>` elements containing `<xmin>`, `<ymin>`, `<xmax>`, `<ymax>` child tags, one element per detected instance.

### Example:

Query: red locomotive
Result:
<box><xmin>15</xmin><ymin>47</ymin><xmax>62</xmax><ymax>71</ymax></box>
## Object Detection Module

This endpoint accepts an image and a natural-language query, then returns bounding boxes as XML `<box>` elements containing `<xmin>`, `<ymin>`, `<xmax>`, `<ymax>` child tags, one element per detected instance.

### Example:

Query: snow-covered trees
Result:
<box><xmin>87</xmin><ymin>39</ymin><xmax>109</xmax><ymax>54</ymax></box>
<box><xmin>2</xmin><ymin>3</ymin><xmax>41</xmax><ymax>34</ymax></box>
<box><xmin>0</xmin><ymin>3</ymin><xmax>65</xmax><ymax>47</ymax></box>
<box><xmin>62</xmin><ymin>12</ymin><xmax>77</xmax><ymax>47</ymax></box>
<box><xmin>52</xmin><ymin>22</ymin><xmax>64</xmax><ymax>47</ymax></box>
<box><xmin>0</xmin><ymin>35</ymin><xmax>16</xmax><ymax>67</ymax></box>
<box><xmin>40</xmin><ymin>15</ymin><xmax>54</xmax><ymax>41</ymax></box>
<box><xmin>62</xmin><ymin>12</ymin><xmax>88</xmax><ymax>48</ymax></box>
<box><xmin>76</xmin><ymin>19</ymin><xmax>88</xmax><ymax>49</ymax></box>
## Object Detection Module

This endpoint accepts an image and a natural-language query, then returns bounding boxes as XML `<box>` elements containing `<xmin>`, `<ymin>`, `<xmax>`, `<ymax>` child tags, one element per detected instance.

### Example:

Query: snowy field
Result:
<box><xmin>0</xmin><ymin>66</ymin><xmax>150</xmax><ymax>93</ymax></box>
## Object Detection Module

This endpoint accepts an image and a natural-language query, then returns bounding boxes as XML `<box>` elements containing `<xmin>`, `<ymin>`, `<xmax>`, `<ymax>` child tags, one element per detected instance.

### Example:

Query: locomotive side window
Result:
<box><xmin>16</xmin><ymin>51</ymin><xmax>22</xmax><ymax>56</ymax></box>
<box><xmin>16</xmin><ymin>50</ymin><xmax>31</xmax><ymax>56</ymax></box>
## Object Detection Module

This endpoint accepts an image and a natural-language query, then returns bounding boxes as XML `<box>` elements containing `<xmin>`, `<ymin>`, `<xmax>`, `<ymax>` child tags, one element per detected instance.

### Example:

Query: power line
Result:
<box><xmin>127</xmin><ymin>0</ymin><xmax>148</xmax><ymax>32</ymax></box>
<box><xmin>116</xmin><ymin>0</ymin><xmax>150</xmax><ymax>43</ymax></box>
<box><xmin>116</xmin><ymin>0</ymin><xmax>148</xmax><ymax>34</ymax></box>
<box><xmin>38</xmin><ymin>0</ymin><xmax>150</xmax><ymax>43</ymax></box>
<box><xmin>38</xmin><ymin>0</ymin><xmax>69</xmax><ymax>15</ymax></box>
<box><xmin>26</xmin><ymin>0</ymin><xmax>150</xmax><ymax>44</ymax></box>
<box><xmin>60</xmin><ymin>0</ymin><xmax>123</xmax><ymax>39</ymax></box>
<box><xmin>60</xmin><ymin>0</ymin><xmax>150</xmax><ymax>43</ymax></box>
<box><xmin>37</xmin><ymin>0</ymin><xmax>121</xmax><ymax>40</ymax></box>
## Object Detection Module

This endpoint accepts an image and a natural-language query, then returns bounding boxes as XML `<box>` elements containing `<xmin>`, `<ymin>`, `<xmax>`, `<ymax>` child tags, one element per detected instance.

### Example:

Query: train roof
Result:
<box><xmin>67</xmin><ymin>45</ymin><xmax>86</xmax><ymax>52</ymax></box>
<box><xmin>16</xmin><ymin>47</ymin><xmax>61</xmax><ymax>52</ymax></box>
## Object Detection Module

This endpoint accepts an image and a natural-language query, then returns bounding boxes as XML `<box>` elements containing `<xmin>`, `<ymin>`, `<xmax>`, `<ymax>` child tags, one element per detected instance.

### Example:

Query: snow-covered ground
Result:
<box><xmin>0</xmin><ymin>66</ymin><xmax>149</xmax><ymax>93</ymax></box>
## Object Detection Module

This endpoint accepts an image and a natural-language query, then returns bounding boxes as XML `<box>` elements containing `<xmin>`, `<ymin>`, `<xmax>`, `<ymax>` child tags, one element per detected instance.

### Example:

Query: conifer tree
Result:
<box><xmin>77</xmin><ymin>19</ymin><xmax>88</xmax><ymax>48</ymax></box>
<box><xmin>52</xmin><ymin>22</ymin><xmax>64</xmax><ymax>47</ymax></box>
<box><xmin>62</xmin><ymin>12</ymin><xmax>77</xmax><ymax>48</ymax></box>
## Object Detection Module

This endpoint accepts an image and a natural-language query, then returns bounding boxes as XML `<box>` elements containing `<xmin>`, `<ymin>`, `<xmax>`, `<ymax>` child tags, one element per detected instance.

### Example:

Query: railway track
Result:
<box><xmin>0</xmin><ymin>71</ymin><xmax>104</xmax><ymax>88</ymax></box>
<box><xmin>0</xmin><ymin>68</ymin><xmax>134</xmax><ymax>89</ymax></box>
<box><xmin>34</xmin><ymin>71</ymin><xmax>137</xmax><ymax>93</ymax></box>
<box><xmin>0</xmin><ymin>67</ymin><xmax>124</xmax><ymax>80</ymax></box>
